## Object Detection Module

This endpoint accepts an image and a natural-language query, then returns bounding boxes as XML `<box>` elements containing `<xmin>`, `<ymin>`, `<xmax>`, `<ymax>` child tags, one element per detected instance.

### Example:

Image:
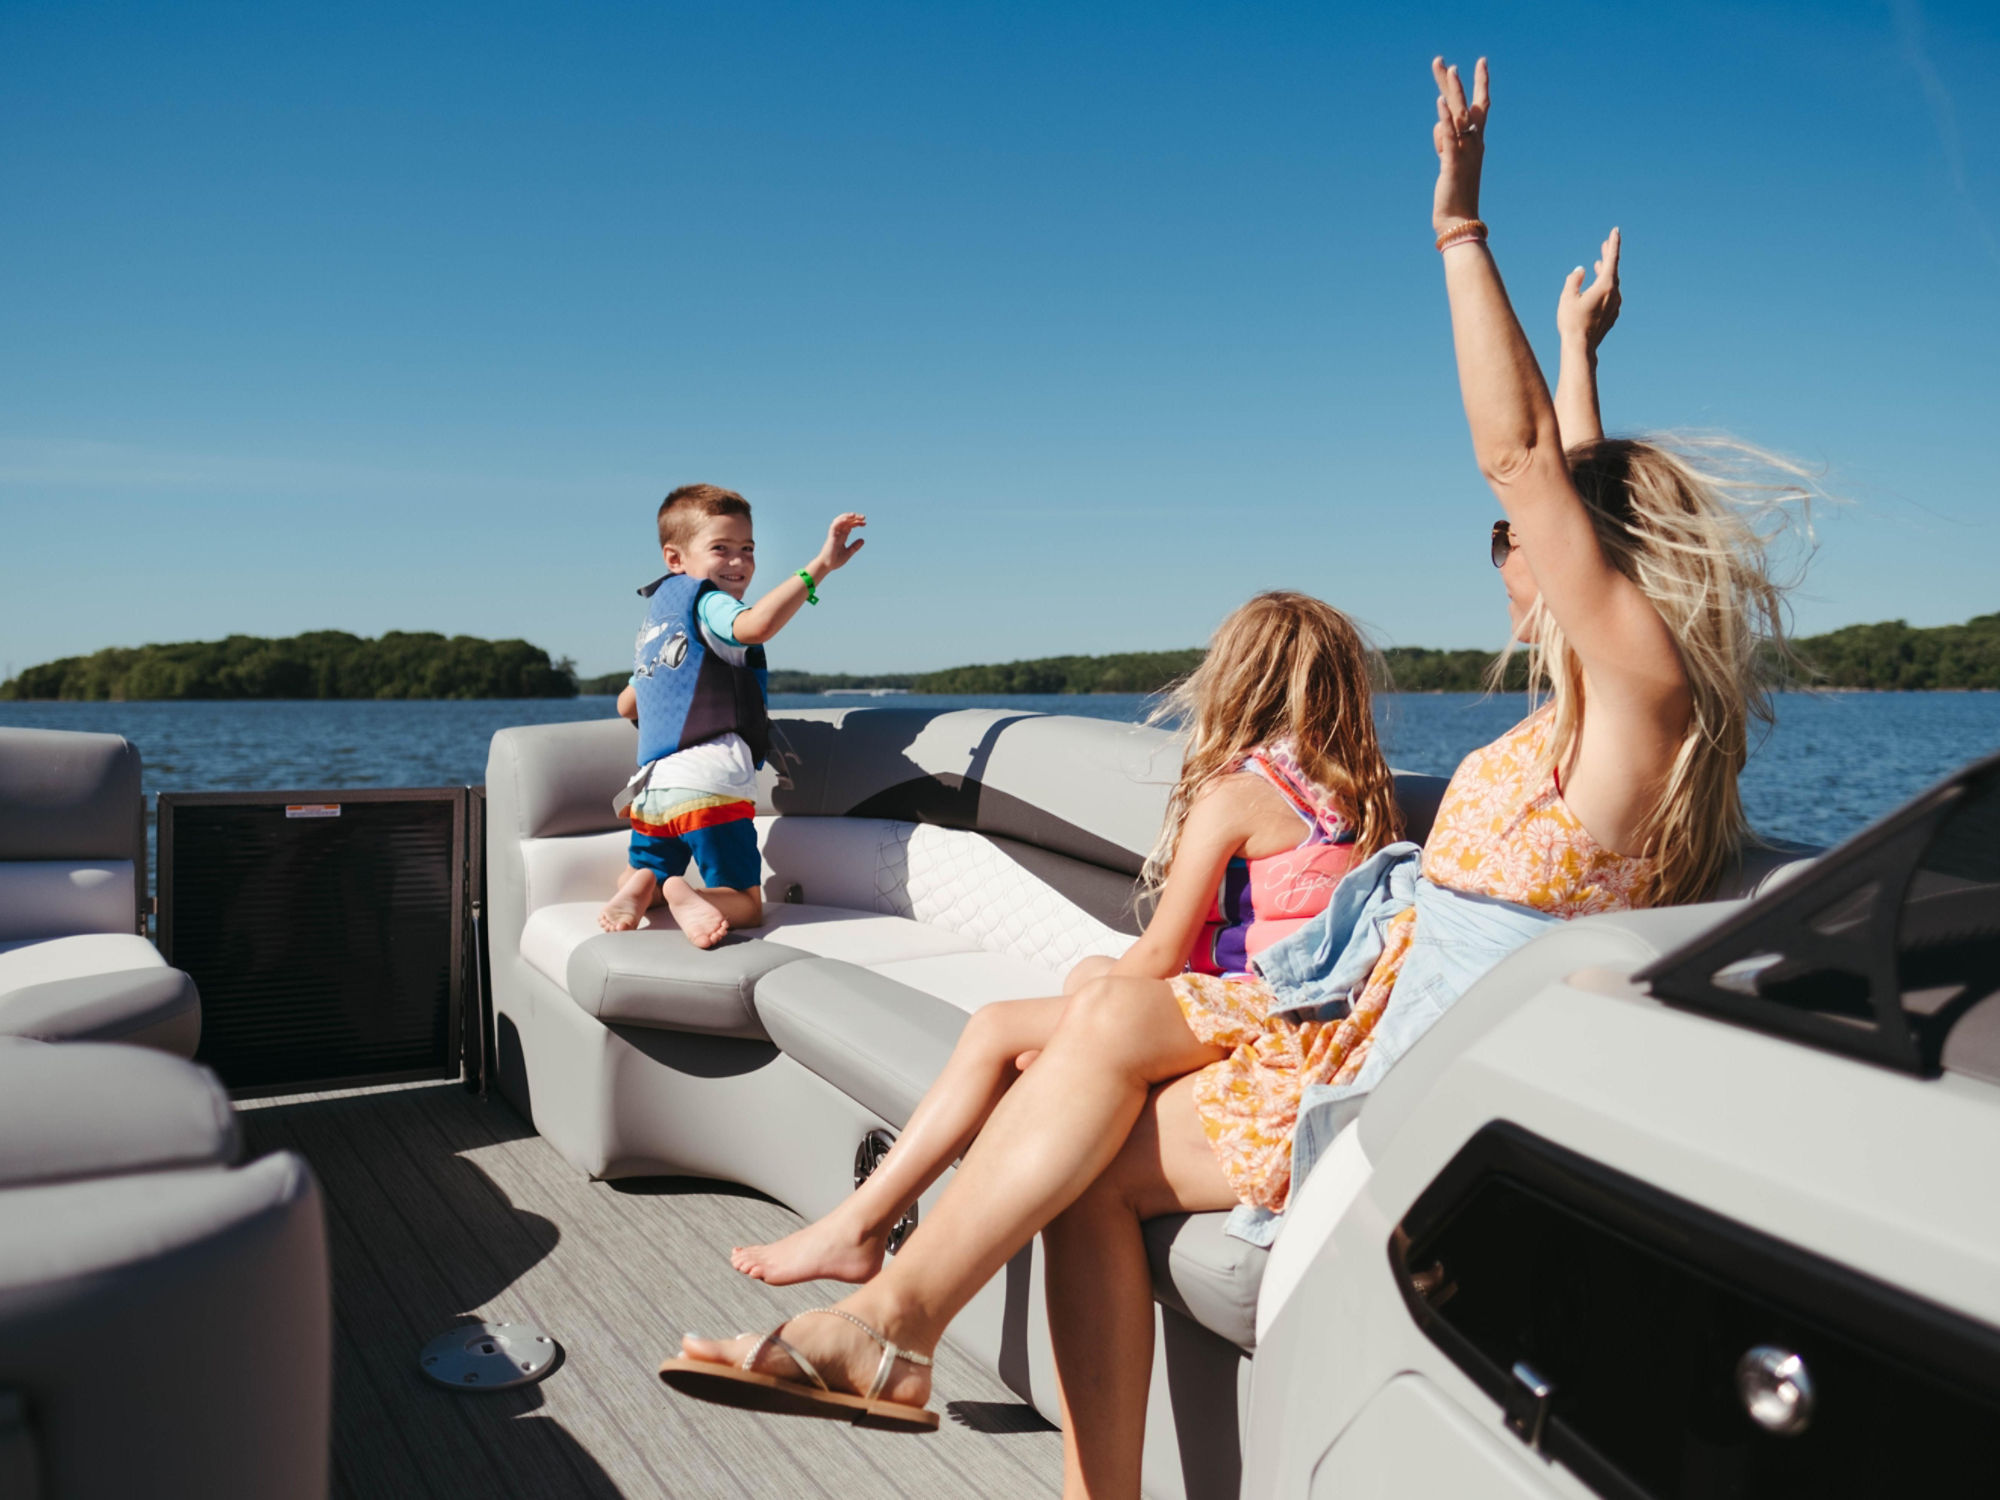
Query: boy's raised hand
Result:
<box><xmin>816</xmin><ymin>512</ymin><xmax>867</xmax><ymax>573</ymax></box>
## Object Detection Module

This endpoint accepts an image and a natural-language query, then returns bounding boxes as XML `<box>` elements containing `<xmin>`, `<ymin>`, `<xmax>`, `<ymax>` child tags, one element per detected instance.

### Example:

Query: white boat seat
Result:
<box><xmin>753</xmin><ymin>957</ymin><xmax>980</xmax><ymax>1128</ymax></box>
<box><xmin>0</xmin><ymin>1038</ymin><xmax>331</xmax><ymax>1500</ymax></box>
<box><xmin>0</xmin><ymin>1153</ymin><xmax>330</xmax><ymax>1500</ymax></box>
<box><xmin>1144</xmin><ymin>1212</ymin><xmax>1266</xmax><ymax>1353</ymax></box>
<box><xmin>0</xmin><ymin>727</ymin><xmax>201</xmax><ymax>1057</ymax></box>
<box><xmin>523</xmin><ymin>899</ymin><xmax>1024</xmax><ymax>1038</ymax></box>
<box><xmin>0</xmin><ymin>933</ymin><xmax>201</xmax><ymax>1054</ymax></box>
<box><xmin>0</xmin><ymin>1038</ymin><xmax>239</xmax><ymax>1188</ymax></box>
<box><xmin>524</xmin><ymin>891</ymin><xmax>1073</xmax><ymax>1035</ymax></box>
<box><xmin>554</xmin><ymin>924</ymin><xmax>809</xmax><ymax>1040</ymax></box>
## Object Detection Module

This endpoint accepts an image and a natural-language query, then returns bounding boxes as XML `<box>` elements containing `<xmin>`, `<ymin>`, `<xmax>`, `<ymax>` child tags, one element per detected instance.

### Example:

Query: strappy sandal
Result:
<box><xmin>658</xmin><ymin>1306</ymin><xmax>939</xmax><ymax>1432</ymax></box>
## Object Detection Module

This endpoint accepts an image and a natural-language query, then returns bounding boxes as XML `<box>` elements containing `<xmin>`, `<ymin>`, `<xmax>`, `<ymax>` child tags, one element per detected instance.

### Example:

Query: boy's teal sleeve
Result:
<box><xmin>697</xmin><ymin>589</ymin><xmax>750</xmax><ymax>649</ymax></box>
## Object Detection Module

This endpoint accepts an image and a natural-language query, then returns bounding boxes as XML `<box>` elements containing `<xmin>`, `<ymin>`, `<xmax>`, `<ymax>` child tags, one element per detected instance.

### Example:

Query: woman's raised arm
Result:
<box><xmin>1431</xmin><ymin>57</ymin><xmax>1688</xmax><ymax>845</ymax></box>
<box><xmin>1554</xmin><ymin>227</ymin><xmax>1622</xmax><ymax>448</ymax></box>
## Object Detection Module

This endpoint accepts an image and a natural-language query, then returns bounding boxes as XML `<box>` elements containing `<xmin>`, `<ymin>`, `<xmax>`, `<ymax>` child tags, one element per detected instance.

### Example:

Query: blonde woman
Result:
<box><xmin>665</xmin><ymin>56</ymin><xmax>1802</xmax><ymax>1500</ymax></box>
<box><xmin>730</xmin><ymin>591</ymin><xmax>1402</xmax><ymax>1288</ymax></box>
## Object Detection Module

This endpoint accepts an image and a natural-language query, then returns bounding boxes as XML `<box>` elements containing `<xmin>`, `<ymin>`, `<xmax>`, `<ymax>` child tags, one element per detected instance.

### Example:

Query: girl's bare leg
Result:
<box><xmin>730</xmin><ymin>994</ymin><xmax>1069</xmax><ymax>1285</ymax></box>
<box><xmin>1044</xmin><ymin>1072</ymin><xmax>1234</xmax><ymax>1499</ymax></box>
<box><xmin>685</xmin><ymin>976</ymin><xmax>1222</xmax><ymax>1405</ymax></box>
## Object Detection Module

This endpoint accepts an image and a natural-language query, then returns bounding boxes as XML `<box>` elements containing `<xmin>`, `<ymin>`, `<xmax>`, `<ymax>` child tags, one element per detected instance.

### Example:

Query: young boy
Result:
<box><xmin>598</xmin><ymin>483</ymin><xmax>866</xmax><ymax>946</ymax></box>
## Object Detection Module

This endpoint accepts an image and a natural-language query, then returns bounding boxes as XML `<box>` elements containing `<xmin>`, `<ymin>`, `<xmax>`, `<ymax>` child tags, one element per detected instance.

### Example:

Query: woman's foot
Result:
<box><xmin>678</xmin><ymin>1302</ymin><xmax>932</xmax><ymax>1412</ymax></box>
<box><xmin>731</xmin><ymin>1210</ymin><xmax>890</xmax><ymax>1286</ymax></box>
<box><xmin>663</xmin><ymin>876</ymin><xmax>731</xmax><ymax>949</ymax></box>
<box><xmin>597</xmin><ymin>868</ymin><xmax>658</xmax><ymax>933</ymax></box>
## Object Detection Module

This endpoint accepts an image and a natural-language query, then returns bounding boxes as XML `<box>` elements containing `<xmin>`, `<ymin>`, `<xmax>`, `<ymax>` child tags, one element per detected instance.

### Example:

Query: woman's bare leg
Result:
<box><xmin>1044</xmin><ymin>1072</ymin><xmax>1235</xmax><ymax>1499</ymax></box>
<box><xmin>685</xmin><ymin>975</ymin><xmax>1222</xmax><ymax>1403</ymax></box>
<box><xmin>730</xmin><ymin>994</ymin><xmax>1069</xmax><ymax>1285</ymax></box>
<box><xmin>1063</xmin><ymin>955</ymin><xmax>1117</xmax><ymax>995</ymax></box>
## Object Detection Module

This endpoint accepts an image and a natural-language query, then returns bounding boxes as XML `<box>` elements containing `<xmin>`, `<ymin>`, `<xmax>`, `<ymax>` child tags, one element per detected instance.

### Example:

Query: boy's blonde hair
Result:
<box><xmin>1143</xmin><ymin>592</ymin><xmax>1401</xmax><ymax>894</ymax></box>
<box><xmin>1505</xmin><ymin>436</ymin><xmax>1811</xmax><ymax>906</ymax></box>
<box><xmin>658</xmin><ymin>483</ymin><xmax>751</xmax><ymax>551</ymax></box>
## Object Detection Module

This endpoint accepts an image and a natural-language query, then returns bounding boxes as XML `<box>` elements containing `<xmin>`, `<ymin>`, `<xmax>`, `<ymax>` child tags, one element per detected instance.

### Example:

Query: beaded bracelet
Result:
<box><xmin>1435</xmin><ymin>218</ymin><xmax>1489</xmax><ymax>252</ymax></box>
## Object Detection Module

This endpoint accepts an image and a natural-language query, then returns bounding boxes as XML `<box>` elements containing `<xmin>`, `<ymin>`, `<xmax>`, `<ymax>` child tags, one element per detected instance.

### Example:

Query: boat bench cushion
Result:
<box><xmin>752</xmin><ymin>957</ymin><xmax>971</xmax><ymax>1130</ymax></box>
<box><xmin>0</xmin><ymin>934</ymin><xmax>201</xmax><ymax>1055</ymax></box>
<box><xmin>525</xmin><ymin>900</ymin><xmax>1037</xmax><ymax>1038</ymax></box>
<box><xmin>1144</xmin><ymin>1211</ymin><xmax>1266</xmax><ymax>1353</ymax></box>
<box><xmin>564</xmin><ymin>928</ymin><xmax>807</xmax><ymax>1039</ymax></box>
<box><xmin>0</xmin><ymin>1039</ymin><xmax>239</xmax><ymax>1189</ymax></box>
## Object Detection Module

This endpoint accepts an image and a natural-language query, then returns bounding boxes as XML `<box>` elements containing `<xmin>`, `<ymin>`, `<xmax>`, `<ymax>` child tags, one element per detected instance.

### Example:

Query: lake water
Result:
<box><xmin>5</xmin><ymin>691</ymin><xmax>1998</xmax><ymax>852</ymax></box>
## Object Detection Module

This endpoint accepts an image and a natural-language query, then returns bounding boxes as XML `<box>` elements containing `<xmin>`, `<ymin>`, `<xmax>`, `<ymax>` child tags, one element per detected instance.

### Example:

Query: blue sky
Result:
<box><xmin>3</xmin><ymin>0</ymin><xmax>1996</xmax><ymax>678</ymax></box>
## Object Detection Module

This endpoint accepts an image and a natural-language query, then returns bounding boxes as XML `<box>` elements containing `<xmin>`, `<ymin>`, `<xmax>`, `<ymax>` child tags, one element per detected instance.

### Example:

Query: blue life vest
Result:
<box><xmin>631</xmin><ymin>573</ymin><xmax>770</xmax><ymax>768</ymax></box>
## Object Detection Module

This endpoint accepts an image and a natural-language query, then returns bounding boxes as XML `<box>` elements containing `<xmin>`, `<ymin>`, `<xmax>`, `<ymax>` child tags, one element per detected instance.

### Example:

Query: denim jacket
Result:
<box><xmin>1223</xmin><ymin>846</ymin><xmax>1559</xmax><ymax>1245</ymax></box>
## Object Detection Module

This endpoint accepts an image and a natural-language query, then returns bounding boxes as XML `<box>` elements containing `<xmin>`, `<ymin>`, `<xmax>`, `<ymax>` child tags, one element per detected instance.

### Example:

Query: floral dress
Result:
<box><xmin>1170</xmin><ymin>710</ymin><xmax>1656</xmax><ymax>1212</ymax></box>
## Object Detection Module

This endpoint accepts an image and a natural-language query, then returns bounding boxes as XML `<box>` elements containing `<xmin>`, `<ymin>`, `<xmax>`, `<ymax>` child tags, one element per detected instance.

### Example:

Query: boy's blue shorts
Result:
<box><xmin>628</xmin><ymin>821</ymin><xmax>761</xmax><ymax>893</ymax></box>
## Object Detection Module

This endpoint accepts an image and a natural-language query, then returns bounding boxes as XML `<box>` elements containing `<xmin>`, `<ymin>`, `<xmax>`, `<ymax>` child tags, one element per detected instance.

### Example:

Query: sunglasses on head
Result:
<box><xmin>1490</xmin><ymin>519</ymin><xmax>1515</xmax><ymax>569</ymax></box>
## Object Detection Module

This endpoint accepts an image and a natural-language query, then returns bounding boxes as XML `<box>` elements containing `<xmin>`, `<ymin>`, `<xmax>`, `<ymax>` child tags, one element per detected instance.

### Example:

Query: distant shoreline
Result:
<box><xmin>10</xmin><ymin>613</ymin><xmax>1999</xmax><ymax>700</ymax></box>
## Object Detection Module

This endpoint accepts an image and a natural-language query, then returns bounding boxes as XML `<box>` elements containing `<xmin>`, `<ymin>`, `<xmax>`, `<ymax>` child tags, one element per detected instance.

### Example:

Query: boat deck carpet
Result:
<box><xmin>239</xmin><ymin>1080</ymin><xmax>1063</xmax><ymax>1499</ymax></box>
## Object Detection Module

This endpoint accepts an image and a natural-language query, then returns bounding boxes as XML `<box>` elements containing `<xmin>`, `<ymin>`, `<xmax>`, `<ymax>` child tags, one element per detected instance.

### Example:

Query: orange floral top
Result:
<box><xmin>1172</xmin><ymin>709</ymin><xmax>1655</xmax><ymax>1212</ymax></box>
<box><xmin>1419</xmin><ymin>707</ymin><xmax>1655</xmax><ymax>915</ymax></box>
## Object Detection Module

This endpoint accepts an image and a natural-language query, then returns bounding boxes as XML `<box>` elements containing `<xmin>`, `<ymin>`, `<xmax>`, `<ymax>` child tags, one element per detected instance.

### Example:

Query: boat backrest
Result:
<box><xmin>0</xmin><ymin>728</ymin><xmax>146</xmax><ymax>942</ymax></box>
<box><xmin>487</xmin><ymin>708</ymin><xmax>1454</xmax><ymax>950</ymax></box>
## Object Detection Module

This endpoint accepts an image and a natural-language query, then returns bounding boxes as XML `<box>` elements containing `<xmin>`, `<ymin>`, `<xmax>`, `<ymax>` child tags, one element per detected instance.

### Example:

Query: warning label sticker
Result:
<box><xmin>285</xmin><ymin>804</ymin><xmax>342</xmax><ymax>819</ymax></box>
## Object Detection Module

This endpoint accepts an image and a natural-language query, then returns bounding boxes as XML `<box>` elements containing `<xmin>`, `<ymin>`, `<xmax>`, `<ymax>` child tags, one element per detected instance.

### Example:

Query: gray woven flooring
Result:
<box><xmin>239</xmin><ymin>1080</ymin><xmax>1063</xmax><ymax>1500</ymax></box>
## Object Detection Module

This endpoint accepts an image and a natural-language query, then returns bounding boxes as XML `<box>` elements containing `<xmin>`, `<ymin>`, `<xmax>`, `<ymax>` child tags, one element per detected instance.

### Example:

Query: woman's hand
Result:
<box><xmin>1555</xmin><ymin>228</ymin><xmax>1622</xmax><ymax>446</ymax></box>
<box><xmin>1431</xmin><ymin>55</ymin><xmax>1490</xmax><ymax>235</ymax></box>
<box><xmin>1557</xmin><ymin>228</ymin><xmax>1622</xmax><ymax>357</ymax></box>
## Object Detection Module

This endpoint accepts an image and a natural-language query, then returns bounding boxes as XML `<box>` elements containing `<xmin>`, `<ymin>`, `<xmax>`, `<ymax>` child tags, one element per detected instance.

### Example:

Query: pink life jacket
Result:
<box><xmin>1186</xmin><ymin>744</ymin><xmax>1359</xmax><ymax>977</ymax></box>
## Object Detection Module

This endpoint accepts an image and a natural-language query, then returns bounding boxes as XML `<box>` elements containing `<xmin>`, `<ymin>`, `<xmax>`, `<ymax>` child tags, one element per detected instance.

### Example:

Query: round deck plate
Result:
<box><xmin>419</xmin><ymin>1321</ymin><xmax>561</xmax><ymax>1392</ymax></box>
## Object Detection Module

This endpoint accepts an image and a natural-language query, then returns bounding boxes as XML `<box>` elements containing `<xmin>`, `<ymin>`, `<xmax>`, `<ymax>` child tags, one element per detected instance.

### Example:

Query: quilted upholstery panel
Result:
<box><xmin>881</xmin><ymin>822</ymin><xmax>1130</xmax><ymax>974</ymax></box>
<box><xmin>760</xmin><ymin>816</ymin><xmax>1132</xmax><ymax>975</ymax></box>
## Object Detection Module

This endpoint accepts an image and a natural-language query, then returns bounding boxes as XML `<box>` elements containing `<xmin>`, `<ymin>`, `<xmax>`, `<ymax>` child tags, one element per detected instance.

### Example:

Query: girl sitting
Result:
<box><xmin>727</xmin><ymin>589</ymin><xmax>1403</xmax><ymax>1287</ymax></box>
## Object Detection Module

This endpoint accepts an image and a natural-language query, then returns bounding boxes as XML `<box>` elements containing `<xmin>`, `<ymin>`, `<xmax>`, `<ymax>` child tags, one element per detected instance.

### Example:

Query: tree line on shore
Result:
<box><xmin>754</xmin><ymin>615</ymin><xmax>2000</xmax><ymax>695</ymax></box>
<box><xmin>9</xmin><ymin>613</ymin><xmax>1999</xmax><ymax>701</ymax></box>
<box><xmin>1</xmin><ymin>632</ymin><xmax>578</xmax><ymax>701</ymax></box>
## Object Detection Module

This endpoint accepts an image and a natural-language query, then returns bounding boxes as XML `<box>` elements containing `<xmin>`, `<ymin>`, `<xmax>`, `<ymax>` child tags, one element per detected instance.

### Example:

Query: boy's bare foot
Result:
<box><xmin>598</xmin><ymin>868</ymin><xmax>659</xmax><ymax>932</ymax></box>
<box><xmin>663</xmin><ymin>876</ymin><xmax>731</xmax><ymax>949</ymax></box>
<box><xmin>730</xmin><ymin>1210</ymin><xmax>889</xmax><ymax>1286</ymax></box>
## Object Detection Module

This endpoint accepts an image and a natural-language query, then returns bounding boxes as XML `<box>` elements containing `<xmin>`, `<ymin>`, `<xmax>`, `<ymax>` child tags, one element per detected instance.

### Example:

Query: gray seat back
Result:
<box><xmin>485</xmin><ymin>710</ymin><xmax>1452</xmax><ymax>966</ymax></box>
<box><xmin>0</xmin><ymin>729</ymin><xmax>146</xmax><ymax>942</ymax></box>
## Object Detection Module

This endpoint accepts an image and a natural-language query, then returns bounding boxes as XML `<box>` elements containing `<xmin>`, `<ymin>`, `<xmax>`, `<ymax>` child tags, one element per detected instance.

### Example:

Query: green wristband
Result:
<box><xmin>797</xmin><ymin>569</ymin><xmax>819</xmax><ymax>605</ymax></box>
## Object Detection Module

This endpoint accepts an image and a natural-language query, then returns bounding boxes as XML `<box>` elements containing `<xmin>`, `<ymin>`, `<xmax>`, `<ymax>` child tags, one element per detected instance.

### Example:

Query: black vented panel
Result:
<box><xmin>161</xmin><ymin>790</ymin><xmax>465</xmax><ymax>1093</ymax></box>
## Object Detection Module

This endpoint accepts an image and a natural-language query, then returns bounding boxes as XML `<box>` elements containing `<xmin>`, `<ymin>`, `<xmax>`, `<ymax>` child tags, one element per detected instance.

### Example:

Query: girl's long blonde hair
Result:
<box><xmin>1142</xmin><ymin>592</ymin><xmax>1401</xmax><ymax>895</ymax></box>
<box><xmin>1505</xmin><ymin>436</ymin><xmax>1812</xmax><ymax>907</ymax></box>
